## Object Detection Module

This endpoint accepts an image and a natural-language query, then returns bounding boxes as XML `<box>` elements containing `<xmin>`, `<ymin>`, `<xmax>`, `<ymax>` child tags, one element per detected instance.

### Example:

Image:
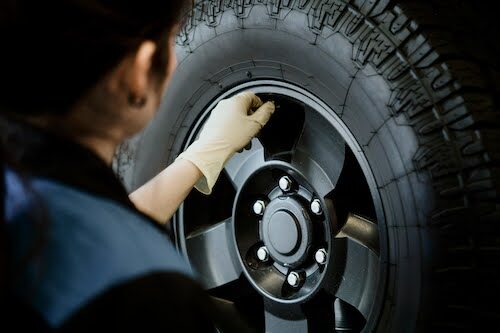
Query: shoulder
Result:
<box><xmin>38</xmin><ymin>178</ymin><xmax>191</xmax><ymax>273</ymax></box>
<box><xmin>33</xmin><ymin>178</ymin><xmax>177</xmax><ymax>263</ymax></box>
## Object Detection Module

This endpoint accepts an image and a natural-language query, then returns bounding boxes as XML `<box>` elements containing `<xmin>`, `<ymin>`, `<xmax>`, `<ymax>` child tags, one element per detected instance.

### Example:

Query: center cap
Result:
<box><xmin>261</xmin><ymin>196</ymin><xmax>313</xmax><ymax>267</ymax></box>
<box><xmin>268</xmin><ymin>211</ymin><xmax>300</xmax><ymax>255</ymax></box>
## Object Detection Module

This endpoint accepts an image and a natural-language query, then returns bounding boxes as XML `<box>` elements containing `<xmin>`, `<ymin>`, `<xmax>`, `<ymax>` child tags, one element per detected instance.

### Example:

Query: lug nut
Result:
<box><xmin>253</xmin><ymin>200</ymin><xmax>266</xmax><ymax>216</ymax></box>
<box><xmin>315</xmin><ymin>248</ymin><xmax>328</xmax><ymax>265</ymax></box>
<box><xmin>279</xmin><ymin>176</ymin><xmax>293</xmax><ymax>192</ymax></box>
<box><xmin>256</xmin><ymin>246</ymin><xmax>269</xmax><ymax>262</ymax></box>
<box><xmin>287</xmin><ymin>271</ymin><xmax>302</xmax><ymax>288</ymax></box>
<box><xmin>310</xmin><ymin>199</ymin><xmax>323</xmax><ymax>215</ymax></box>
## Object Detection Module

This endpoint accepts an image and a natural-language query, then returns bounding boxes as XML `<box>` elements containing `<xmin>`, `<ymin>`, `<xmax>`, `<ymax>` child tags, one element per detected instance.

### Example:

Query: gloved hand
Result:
<box><xmin>176</xmin><ymin>91</ymin><xmax>275</xmax><ymax>194</ymax></box>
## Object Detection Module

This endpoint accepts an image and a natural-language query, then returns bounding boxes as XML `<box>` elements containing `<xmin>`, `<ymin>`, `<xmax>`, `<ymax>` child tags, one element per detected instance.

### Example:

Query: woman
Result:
<box><xmin>0</xmin><ymin>1</ymin><xmax>274</xmax><ymax>331</ymax></box>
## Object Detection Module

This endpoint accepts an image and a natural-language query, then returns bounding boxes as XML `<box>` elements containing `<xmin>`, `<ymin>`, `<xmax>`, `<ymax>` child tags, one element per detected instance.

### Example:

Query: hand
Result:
<box><xmin>176</xmin><ymin>91</ymin><xmax>275</xmax><ymax>194</ymax></box>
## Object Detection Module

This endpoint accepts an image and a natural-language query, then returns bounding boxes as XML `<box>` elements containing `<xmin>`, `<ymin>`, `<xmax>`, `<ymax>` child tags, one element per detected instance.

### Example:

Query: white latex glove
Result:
<box><xmin>176</xmin><ymin>91</ymin><xmax>275</xmax><ymax>194</ymax></box>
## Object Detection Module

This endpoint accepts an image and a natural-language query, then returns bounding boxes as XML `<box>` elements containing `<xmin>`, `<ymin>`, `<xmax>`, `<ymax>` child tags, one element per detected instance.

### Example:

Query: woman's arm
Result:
<box><xmin>129</xmin><ymin>159</ymin><xmax>202</xmax><ymax>223</ymax></box>
<box><xmin>130</xmin><ymin>91</ymin><xmax>274</xmax><ymax>224</ymax></box>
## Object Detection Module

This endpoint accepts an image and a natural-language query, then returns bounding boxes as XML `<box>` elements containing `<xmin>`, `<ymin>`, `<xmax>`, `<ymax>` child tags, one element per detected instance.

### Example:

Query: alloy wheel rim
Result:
<box><xmin>175</xmin><ymin>80</ymin><xmax>388</xmax><ymax>331</ymax></box>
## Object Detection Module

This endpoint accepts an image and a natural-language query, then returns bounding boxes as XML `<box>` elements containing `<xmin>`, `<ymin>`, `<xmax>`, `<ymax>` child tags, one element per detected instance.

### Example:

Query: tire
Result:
<box><xmin>115</xmin><ymin>1</ymin><xmax>499</xmax><ymax>332</ymax></box>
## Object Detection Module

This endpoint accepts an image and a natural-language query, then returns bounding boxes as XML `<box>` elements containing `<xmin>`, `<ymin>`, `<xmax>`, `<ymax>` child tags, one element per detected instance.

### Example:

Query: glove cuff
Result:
<box><xmin>176</xmin><ymin>140</ymin><xmax>233</xmax><ymax>195</ymax></box>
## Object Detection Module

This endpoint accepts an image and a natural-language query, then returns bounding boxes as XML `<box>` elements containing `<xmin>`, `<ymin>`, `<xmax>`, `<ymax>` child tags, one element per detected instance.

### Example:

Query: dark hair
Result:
<box><xmin>1</xmin><ymin>0</ymin><xmax>192</xmax><ymax>115</ymax></box>
<box><xmin>0</xmin><ymin>0</ymin><xmax>192</xmax><ymax>308</ymax></box>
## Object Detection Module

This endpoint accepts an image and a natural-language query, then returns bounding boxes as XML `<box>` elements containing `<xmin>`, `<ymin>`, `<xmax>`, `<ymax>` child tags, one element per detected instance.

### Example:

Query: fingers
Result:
<box><xmin>249</xmin><ymin>101</ymin><xmax>275</xmax><ymax>126</ymax></box>
<box><xmin>234</xmin><ymin>91</ymin><xmax>263</xmax><ymax>112</ymax></box>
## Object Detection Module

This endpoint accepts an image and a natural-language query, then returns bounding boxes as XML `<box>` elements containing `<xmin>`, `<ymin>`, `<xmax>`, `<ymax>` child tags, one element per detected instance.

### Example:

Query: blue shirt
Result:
<box><xmin>5</xmin><ymin>170</ymin><xmax>194</xmax><ymax>327</ymax></box>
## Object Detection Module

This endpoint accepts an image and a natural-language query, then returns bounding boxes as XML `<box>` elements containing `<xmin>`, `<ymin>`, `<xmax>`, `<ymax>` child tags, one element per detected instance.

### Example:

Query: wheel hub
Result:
<box><xmin>262</xmin><ymin>197</ymin><xmax>312</xmax><ymax>267</ymax></box>
<box><xmin>233</xmin><ymin>162</ymin><xmax>336</xmax><ymax>303</ymax></box>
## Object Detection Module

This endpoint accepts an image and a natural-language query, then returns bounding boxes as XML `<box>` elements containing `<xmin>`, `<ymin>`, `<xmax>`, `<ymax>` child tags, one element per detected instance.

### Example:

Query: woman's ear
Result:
<box><xmin>127</xmin><ymin>41</ymin><xmax>157</xmax><ymax>101</ymax></box>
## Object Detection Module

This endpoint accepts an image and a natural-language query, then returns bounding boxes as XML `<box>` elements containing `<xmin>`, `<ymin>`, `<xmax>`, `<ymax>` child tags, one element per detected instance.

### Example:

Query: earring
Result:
<box><xmin>128</xmin><ymin>93</ymin><xmax>147</xmax><ymax>108</ymax></box>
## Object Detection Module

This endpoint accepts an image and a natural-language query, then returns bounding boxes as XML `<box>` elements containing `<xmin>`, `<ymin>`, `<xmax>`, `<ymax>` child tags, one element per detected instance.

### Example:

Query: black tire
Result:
<box><xmin>116</xmin><ymin>1</ymin><xmax>499</xmax><ymax>331</ymax></box>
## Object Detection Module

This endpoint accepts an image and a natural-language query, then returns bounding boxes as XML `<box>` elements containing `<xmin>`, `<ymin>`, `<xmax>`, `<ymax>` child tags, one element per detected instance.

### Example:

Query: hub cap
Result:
<box><xmin>268</xmin><ymin>211</ymin><xmax>299</xmax><ymax>254</ymax></box>
<box><xmin>262</xmin><ymin>197</ymin><xmax>310</xmax><ymax>265</ymax></box>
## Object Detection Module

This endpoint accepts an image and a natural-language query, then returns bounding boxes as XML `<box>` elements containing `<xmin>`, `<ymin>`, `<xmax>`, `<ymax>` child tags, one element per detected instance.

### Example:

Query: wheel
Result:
<box><xmin>115</xmin><ymin>1</ymin><xmax>499</xmax><ymax>332</ymax></box>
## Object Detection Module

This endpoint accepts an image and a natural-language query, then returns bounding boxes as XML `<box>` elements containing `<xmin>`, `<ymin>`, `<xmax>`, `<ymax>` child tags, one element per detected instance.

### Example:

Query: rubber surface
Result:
<box><xmin>115</xmin><ymin>1</ymin><xmax>499</xmax><ymax>331</ymax></box>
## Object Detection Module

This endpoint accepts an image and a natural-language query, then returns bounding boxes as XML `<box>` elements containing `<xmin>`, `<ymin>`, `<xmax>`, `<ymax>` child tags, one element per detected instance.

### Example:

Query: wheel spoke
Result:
<box><xmin>329</xmin><ymin>237</ymin><xmax>379</xmax><ymax>319</ymax></box>
<box><xmin>290</xmin><ymin>107</ymin><xmax>346</xmax><ymax>195</ymax></box>
<box><xmin>210</xmin><ymin>296</ymin><xmax>245</xmax><ymax>322</ymax></box>
<box><xmin>336</xmin><ymin>213</ymin><xmax>380</xmax><ymax>255</ymax></box>
<box><xmin>334</xmin><ymin>298</ymin><xmax>366</xmax><ymax>332</ymax></box>
<box><xmin>264</xmin><ymin>301</ymin><xmax>308</xmax><ymax>333</ymax></box>
<box><xmin>265</xmin><ymin>309</ymin><xmax>308</xmax><ymax>332</ymax></box>
<box><xmin>224</xmin><ymin>138</ymin><xmax>265</xmax><ymax>190</ymax></box>
<box><xmin>264</xmin><ymin>294</ymin><xmax>335</xmax><ymax>333</ymax></box>
<box><xmin>325</xmin><ymin>147</ymin><xmax>377</xmax><ymax>229</ymax></box>
<box><xmin>328</xmin><ymin>213</ymin><xmax>379</xmax><ymax>320</ymax></box>
<box><xmin>290</xmin><ymin>149</ymin><xmax>336</xmax><ymax>198</ymax></box>
<box><xmin>208</xmin><ymin>296</ymin><xmax>264</xmax><ymax>332</ymax></box>
<box><xmin>185</xmin><ymin>218</ymin><xmax>242</xmax><ymax>290</ymax></box>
